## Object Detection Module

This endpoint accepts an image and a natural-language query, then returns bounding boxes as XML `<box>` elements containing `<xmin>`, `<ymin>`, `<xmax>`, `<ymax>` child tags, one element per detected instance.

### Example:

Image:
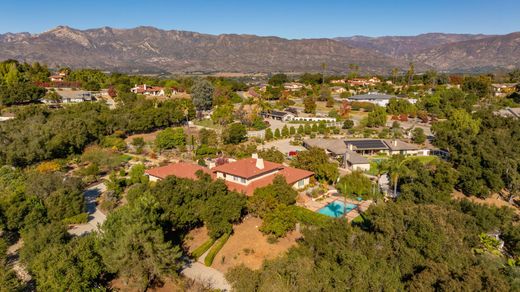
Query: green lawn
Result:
<box><xmin>366</xmin><ymin>155</ymin><xmax>438</xmax><ymax>175</ymax></box>
<box><xmin>193</xmin><ymin>119</ymin><xmax>220</xmax><ymax>129</ymax></box>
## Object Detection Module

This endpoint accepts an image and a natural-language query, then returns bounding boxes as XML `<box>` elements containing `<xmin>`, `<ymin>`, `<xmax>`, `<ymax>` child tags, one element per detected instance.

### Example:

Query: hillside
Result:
<box><xmin>0</xmin><ymin>26</ymin><xmax>405</xmax><ymax>74</ymax></box>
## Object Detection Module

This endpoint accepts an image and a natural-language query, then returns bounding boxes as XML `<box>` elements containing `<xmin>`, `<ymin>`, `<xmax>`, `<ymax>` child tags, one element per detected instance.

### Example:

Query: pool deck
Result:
<box><xmin>299</xmin><ymin>194</ymin><xmax>374</xmax><ymax>222</ymax></box>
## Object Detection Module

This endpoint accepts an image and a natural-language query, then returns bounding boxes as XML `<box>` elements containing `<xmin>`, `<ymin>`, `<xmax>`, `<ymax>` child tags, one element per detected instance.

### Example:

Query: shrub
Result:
<box><xmin>204</xmin><ymin>233</ymin><xmax>231</xmax><ymax>266</ymax></box>
<box><xmin>289</xmin><ymin>206</ymin><xmax>331</xmax><ymax>227</ymax></box>
<box><xmin>61</xmin><ymin>212</ymin><xmax>89</xmax><ymax>224</ymax></box>
<box><xmin>191</xmin><ymin>238</ymin><xmax>216</xmax><ymax>259</ymax></box>
<box><xmin>259</xmin><ymin>205</ymin><xmax>297</xmax><ymax>238</ymax></box>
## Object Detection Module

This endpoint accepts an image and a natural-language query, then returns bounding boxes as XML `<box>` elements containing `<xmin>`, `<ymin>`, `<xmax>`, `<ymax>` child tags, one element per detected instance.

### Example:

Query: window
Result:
<box><xmin>298</xmin><ymin>180</ymin><xmax>305</xmax><ymax>187</ymax></box>
<box><xmin>240</xmin><ymin>178</ymin><xmax>246</xmax><ymax>184</ymax></box>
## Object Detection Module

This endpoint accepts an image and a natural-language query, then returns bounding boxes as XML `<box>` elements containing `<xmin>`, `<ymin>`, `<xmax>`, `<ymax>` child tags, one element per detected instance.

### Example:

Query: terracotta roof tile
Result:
<box><xmin>145</xmin><ymin>162</ymin><xmax>213</xmax><ymax>180</ymax></box>
<box><xmin>211</xmin><ymin>158</ymin><xmax>283</xmax><ymax>179</ymax></box>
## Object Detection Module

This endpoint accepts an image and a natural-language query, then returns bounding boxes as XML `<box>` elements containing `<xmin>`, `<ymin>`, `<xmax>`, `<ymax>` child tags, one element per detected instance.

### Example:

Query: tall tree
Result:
<box><xmin>191</xmin><ymin>79</ymin><xmax>214</xmax><ymax>111</ymax></box>
<box><xmin>100</xmin><ymin>195</ymin><xmax>182</xmax><ymax>290</ymax></box>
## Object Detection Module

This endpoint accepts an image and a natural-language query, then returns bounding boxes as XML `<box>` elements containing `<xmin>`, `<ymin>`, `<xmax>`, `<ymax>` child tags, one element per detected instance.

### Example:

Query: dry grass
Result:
<box><xmin>184</xmin><ymin>226</ymin><xmax>210</xmax><ymax>254</ymax></box>
<box><xmin>452</xmin><ymin>190</ymin><xmax>519</xmax><ymax>214</ymax></box>
<box><xmin>211</xmin><ymin>216</ymin><xmax>301</xmax><ymax>273</ymax></box>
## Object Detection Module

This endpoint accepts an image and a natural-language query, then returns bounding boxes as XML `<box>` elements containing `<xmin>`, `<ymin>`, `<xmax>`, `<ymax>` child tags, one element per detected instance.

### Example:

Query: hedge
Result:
<box><xmin>191</xmin><ymin>238</ymin><xmax>216</xmax><ymax>259</ymax></box>
<box><xmin>289</xmin><ymin>205</ymin><xmax>332</xmax><ymax>227</ymax></box>
<box><xmin>62</xmin><ymin>212</ymin><xmax>89</xmax><ymax>225</ymax></box>
<box><xmin>204</xmin><ymin>232</ymin><xmax>231</xmax><ymax>266</ymax></box>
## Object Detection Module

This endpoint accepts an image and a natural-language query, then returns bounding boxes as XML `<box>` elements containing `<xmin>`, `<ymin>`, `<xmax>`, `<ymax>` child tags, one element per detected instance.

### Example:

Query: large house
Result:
<box><xmin>345</xmin><ymin>139</ymin><xmax>429</xmax><ymax>156</ymax></box>
<box><xmin>330</xmin><ymin>86</ymin><xmax>347</xmax><ymax>94</ymax></box>
<box><xmin>261</xmin><ymin>110</ymin><xmax>295</xmax><ymax>122</ymax></box>
<box><xmin>283</xmin><ymin>82</ymin><xmax>305</xmax><ymax>92</ymax></box>
<box><xmin>131</xmin><ymin>84</ymin><xmax>165</xmax><ymax>96</ymax></box>
<box><xmin>348</xmin><ymin>92</ymin><xmax>416</xmax><ymax>107</ymax></box>
<box><xmin>261</xmin><ymin>110</ymin><xmax>336</xmax><ymax>123</ymax></box>
<box><xmin>492</xmin><ymin>83</ymin><xmax>517</xmax><ymax>97</ymax></box>
<box><xmin>303</xmin><ymin>138</ymin><xmax>429</xmax><ymax>171</ymax></box>
<box><xmin>42</xmin><ymin>90</ymin><xmax>93</xmax><ymax>104</ymax></box>
<box><xmin>145</xmin><ymin>155</ymin><xmax>314</xmax><ymax>196</ymax></box>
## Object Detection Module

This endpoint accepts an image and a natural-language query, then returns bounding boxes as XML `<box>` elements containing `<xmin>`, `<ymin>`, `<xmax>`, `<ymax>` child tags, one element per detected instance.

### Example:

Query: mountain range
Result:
<box><xmin>0</xmin><ymin>26</ymin><xmax>519</xmax><ymax>74</ymax></box>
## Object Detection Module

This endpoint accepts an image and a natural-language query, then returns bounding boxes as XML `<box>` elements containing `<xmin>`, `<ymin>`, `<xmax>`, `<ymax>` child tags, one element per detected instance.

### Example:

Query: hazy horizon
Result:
<box><xmin>1</xmin><ymin>0</ymin><xmax>519</xmax><ymax>39</ymax></box>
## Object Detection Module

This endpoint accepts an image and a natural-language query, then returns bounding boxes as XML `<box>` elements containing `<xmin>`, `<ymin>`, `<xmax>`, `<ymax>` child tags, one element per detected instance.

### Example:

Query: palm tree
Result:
<box><xmin>337</xmin><ymin>179</ymin><xmax>350</xmax><ymax>217</ymax></box>
<box><xmin>373</xmin><ymin>159</ymin><xmax>389</xmax><ymax>198</ymax></box>
<box><xmin>387</xmin><ymin>155</ymin><xmax>408</xmax><ymax>197</ymax></box>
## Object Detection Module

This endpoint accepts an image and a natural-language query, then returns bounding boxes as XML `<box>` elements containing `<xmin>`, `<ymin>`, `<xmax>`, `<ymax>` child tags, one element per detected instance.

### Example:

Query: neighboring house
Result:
<box><xmin>145</xmin><ymin>155</ymin><xmax>314</xmax><ymax>196</ymax></box>
<box><xmin>42</xmin><ymin>90</ymin><xmax>93</xmax><ymax>104</ymax></box>
<box><xmin>283</xmin><ymin>82</ymin><xmax>305</xmax><ymax>91</ymax></box>
<box><xmin>330</xmin><ymin>86</ymin><xmax>347</xmax><ymax>94</ymax></box>
<box><xmin>347</xmin><ymin>79</ymin><xmax>370</xmax><ymax>86</ymax></box>
<box><xmin>495</xmin><ymin>107</ymin><xmax>520</xmax><ymax>119</ymax></box>
<box><xmin>50</xmin><ymin>75</ymin><xmax>65</xmax><ymax>82</ymax></box>
<box><xmin>261</xmin><ymin>110</ymin><xmax>295</xmax><ymax>122</ymax></box>
<box><xmin>492</xmin><ymin>83</ymin><xmax>517</xmax><ymax>97</ymax></box>
<box><xmin>344</xmin><ymin>139</ymin><xmax>389</xmax><ymax>155</ymax></box>
<box><xmin>345</xmin><ymin>139</ymin><xmax>428</xmax><ymax>156</ymax></box>
<box><xmin>368</xmin><ymin>77</ymin><xmax>381</xmax><ymax>84</ymax></box>
<box><xmin>347</xmin><ymin>77</ymin><xmax>380</xmax><ymax>87</ymax></box>
<box><xmin>303</xmin><ymin>138</ymin><xmax>428</xmax><ymax>172</ymax></box>
<box><xmin>303</xmin><ymin>138</ymin><xmax>348</xmax><ymax>159</ymax></box>
<box><xmin>49</xmin><ymin>70</ymin><xmax>67</xmax><ymax>82</ymax></box>
<box><xmin>348</xmin><ymin>92</ymin><xmax>403</xmax><ymax>107</ymax></box>
<box><xmin>303</xmin><ymin>138</ymin><xmax>371</xmax><ymax>171</ymax></box>
<box><xmin>343</xmin><ymin>150</ymin><xmax>370</xmax><ymax>172</ymax></box>
<box><xmin>330</xmin><ymin>79</ymin><xmax>346</xmax><ymax>84</ymax></box>
<box><xmin>131</xmin><ymin>84</ymin><xmax>165</xmax><ymax>96</ymax></box>
<box><xmin>383</xmin><ymin>139</ymin><xmax>430</xmax><ymax>156</ymax></box>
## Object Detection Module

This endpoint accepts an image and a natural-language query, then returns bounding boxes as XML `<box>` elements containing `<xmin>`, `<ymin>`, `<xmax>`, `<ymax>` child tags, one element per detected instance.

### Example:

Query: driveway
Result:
<box><xmin>259</xmin><ymin>138</ymin><xmax>305</xmax><ymax>154</ymax></box>
<box><xmin>181</xmin><ymin>260</ymin><xmax>232</xmax><ymax>291</ymax></box>
<box><xmin>68</xmin><ymin>182</ymin><xmax>107</xmax><ymax>236</ymax></box>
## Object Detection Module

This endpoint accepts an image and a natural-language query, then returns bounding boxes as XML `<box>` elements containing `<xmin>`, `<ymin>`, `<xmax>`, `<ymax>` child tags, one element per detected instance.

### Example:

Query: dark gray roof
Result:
<box><xmin>303</xmin><ymin>138</ymin><xmax>347</xmax><ymax>156</ymax></box>
<box><xmin>348</xmin><ymin>93</ymin><xmax>396</xmax><ymax>100</ymax></box>
<box><xmin>263</xmin><ymin>110</ymin><xmax>292</xmax><ymax>117</ymax></box>
<box><xmin>345</xmin><ymin>139</ymin><xmax>388</xmax><ymax>150</ymax></box>
<box><xmin>344</xmin><ymin>150</ymin><xmax>369</xmax><ymax>164</ymax></box>
<box><xmin>383</xmin><ymin>139</ymin><xmax>420</xmax><ymax>151</ymax></box>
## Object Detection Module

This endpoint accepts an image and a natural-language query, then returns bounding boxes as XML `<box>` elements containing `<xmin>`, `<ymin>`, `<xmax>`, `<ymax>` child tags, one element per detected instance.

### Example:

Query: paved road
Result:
<box><xmin>181</xmin><ymin>260</ymin><xmax>232</xmax><ymax>291</ymax></box>
<box><xmin>68</xmin><ymin>182</ymin><xmax>107</xmax><ymax>236</ymax></box>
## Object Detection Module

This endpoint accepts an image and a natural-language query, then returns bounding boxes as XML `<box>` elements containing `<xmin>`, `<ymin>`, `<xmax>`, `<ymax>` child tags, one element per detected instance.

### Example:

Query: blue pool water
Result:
<box><xmin>317</xmin><ymin>201</ymin><xmax>357</xmax><ymax>218</ymax></box>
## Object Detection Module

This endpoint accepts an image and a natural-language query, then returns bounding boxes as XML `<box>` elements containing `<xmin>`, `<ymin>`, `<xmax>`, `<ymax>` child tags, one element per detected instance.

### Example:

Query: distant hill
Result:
<box><xmin>336</xmin><ymin>32</ymin><xmax>520</xmax><ymax>72</ymax></box>
<box><xmin>0</xmin><ymin>26</ymin><xmax>518</xmax><ymax>74</ymax></box>
<box><xmin>0</xmin><ymin>26</ymin><xmax>405</xmax><ymax>74</ymax></box>
<box><xmin>412</xmin><ymin>32</ymin><xmax>520</xmax><ymax>72</ymax></box>
<box><xmin>335</xmin><ymin>33</ymin><xmax>494</xmax><ymax>58</ymax></box>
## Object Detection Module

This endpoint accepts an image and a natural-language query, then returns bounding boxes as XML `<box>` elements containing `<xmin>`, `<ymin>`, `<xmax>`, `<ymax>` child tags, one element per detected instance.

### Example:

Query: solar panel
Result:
<box><xmin>345</xmin><ymin>139</ymin><xmax>388</xmax><ymax>150</ymax></box>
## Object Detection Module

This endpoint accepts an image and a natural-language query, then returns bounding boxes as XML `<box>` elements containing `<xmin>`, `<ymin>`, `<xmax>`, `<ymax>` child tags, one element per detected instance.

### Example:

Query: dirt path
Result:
<box><xmin>68</xmin><ymin>182</ymin><xmax>107</xmax><ymax>236</ymax></box>
<box><xmin>6</xmin><ymin>239</ymin><xmax>31</xmax><ymax>283</ymax></box>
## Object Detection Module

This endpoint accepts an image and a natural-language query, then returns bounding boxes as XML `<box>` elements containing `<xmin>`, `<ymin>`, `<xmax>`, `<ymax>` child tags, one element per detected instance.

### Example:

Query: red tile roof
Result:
<box><xmin>145</xmin><ymin>162</ymin><xmax>213</xmax><ymax>180</ymax></box>
<box><xmin>211</xmin><ymin>158</ymin><xmax>283</xmax><ymax>179</ymax></box>
<box><xmin>221</xmin><ymin>165</ymin><xmax>313</xmax><ymax>196</ymax></box>
<box><xmin>145</xmin><ymin>158</ymin><xmax>314</xmax><ymax>196</ymax></box>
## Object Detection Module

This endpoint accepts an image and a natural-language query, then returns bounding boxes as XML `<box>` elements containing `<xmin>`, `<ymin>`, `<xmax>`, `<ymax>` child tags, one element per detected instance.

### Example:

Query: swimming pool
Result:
<box><xmin>317</xmin><ymin>200</ymin><xmax>357</xmax><ymax>218</ymax></box>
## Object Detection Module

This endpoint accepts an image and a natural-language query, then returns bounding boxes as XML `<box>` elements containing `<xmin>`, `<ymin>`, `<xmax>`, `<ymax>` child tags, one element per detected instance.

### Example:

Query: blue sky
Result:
<box><xmin>1</xmin><ymin>0</ymin><xmax>519</xmax><ymax>38</ymax></box>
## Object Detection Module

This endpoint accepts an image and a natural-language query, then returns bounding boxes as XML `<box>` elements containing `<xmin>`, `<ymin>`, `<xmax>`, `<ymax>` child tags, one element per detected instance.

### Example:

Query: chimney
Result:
<box><xmin>348</xmin><ymin>143</ymin><xmax>353</xmax><ymax>151</ymax></box>
<box><xmin>256</xmin><ymin>158</ymin><xmax>264</xmax><ymax>170</ymax></box>
<box><xmin>143</xmin><ymin>84</ymin><xmax>147</xmax><ymax>90</ymax></box>
<box><xmin>393</xmin><ymin>139</ymin><xmax>397</xmax><ymax>147</ymax></box>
